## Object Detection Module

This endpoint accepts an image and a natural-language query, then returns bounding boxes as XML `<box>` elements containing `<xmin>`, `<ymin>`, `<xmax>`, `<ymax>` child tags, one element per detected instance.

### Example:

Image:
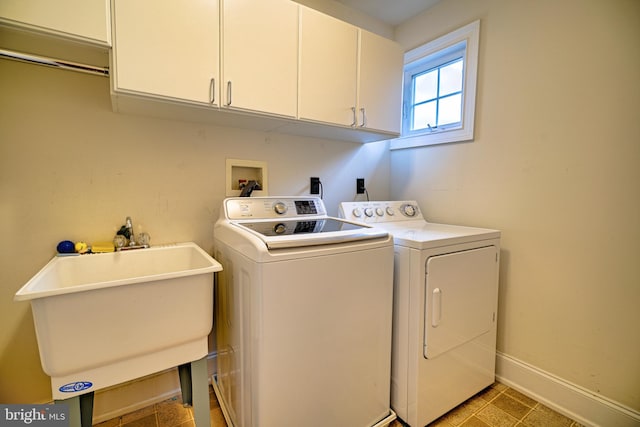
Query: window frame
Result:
<box><xmin>391</xmin><ymin>20</ymin><xmax>480</xmax><ymax>150</ymax></box>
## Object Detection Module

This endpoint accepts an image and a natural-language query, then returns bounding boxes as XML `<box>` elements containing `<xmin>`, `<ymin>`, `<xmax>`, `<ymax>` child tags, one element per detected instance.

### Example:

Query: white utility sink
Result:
<box><xmin>15</xmin><ymin>242</ymin><xmax>222</xmax><ymax>400</ymax></box>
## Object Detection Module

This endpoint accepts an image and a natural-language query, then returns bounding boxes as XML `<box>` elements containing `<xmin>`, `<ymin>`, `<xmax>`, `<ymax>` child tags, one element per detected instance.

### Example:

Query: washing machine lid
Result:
<box><xmin>230</xmin><ymin>219</ymin><xmax>387</xmax><ymax>249</ymax></box>
<box><xmin>376</xmin><ymin>221</ymin><xmax>500</xmax><ymax>250</ymax></box>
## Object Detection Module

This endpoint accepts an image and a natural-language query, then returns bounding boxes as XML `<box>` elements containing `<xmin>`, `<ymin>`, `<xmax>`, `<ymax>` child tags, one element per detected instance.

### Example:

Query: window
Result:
<box><xmin>391</xmin><ymin>20</ymin><xmax>480</xmax><ymax>150</ymax></box>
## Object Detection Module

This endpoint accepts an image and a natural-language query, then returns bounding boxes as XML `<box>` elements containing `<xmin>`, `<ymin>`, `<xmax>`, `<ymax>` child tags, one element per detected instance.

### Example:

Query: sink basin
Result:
<box><xmin>15</xmin><ymin>242</ymin><xmax>222</xmax><ymax>399</ymax></box>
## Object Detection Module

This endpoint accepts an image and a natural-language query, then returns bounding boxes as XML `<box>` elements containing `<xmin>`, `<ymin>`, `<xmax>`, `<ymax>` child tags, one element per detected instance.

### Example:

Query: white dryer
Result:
<box><xmin>213</xmin><ymin>197</ymin><xmax>397</xmax><ymax>427</ymax></box>
<box><xmin>340</xmin><ymin>201</ymin><xmax>500</xmax><ymax>427</ymax></box>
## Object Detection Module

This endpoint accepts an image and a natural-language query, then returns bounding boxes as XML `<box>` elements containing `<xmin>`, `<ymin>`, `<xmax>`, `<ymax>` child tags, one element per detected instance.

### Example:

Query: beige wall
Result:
<box><xmin>3</xmin><ymin>0</ymin><xmax>639</xmax><ymax>414</ymax></box>
<box><xmin>294</xmin><ymin>0</ymin><xmax>394</xmax><ymax>38</ymax></box>
<box><xmin>391</xmin><ymin>0</ymin><xmax>640</xmax><ymax>410</ymax></box>
<box><xmin>0</xmin><ymin>59</ymin><xmax>390</xmax><ymax>403</ymax></box>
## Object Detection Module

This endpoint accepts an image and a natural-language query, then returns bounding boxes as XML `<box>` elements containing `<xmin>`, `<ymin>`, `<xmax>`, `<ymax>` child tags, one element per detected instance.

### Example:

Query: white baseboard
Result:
<box><xmin>91</xmin><ymin>369</ymin><xmax>182</xmax><ymax>424</ymax></box>
<box><xmin>93</xmin><ymin>386</ymin><xmax>180</xmax><ymax>424</ymax></box>
<box><xmin>496</xmin><ymin>352</ymin><xmax>640</xmax><ymax>427</ymax></box>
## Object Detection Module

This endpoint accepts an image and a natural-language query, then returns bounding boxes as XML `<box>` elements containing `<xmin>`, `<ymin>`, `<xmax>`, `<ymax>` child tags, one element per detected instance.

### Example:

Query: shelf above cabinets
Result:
<box><xmin>0</xmin><ymin>0</ymin><xmax>110</xmax><ymax>46</ymax></box>
<box><xmin>0</xmin><ymin>0</ymin><xmax>111</xmax><ymax>68</ymax></box>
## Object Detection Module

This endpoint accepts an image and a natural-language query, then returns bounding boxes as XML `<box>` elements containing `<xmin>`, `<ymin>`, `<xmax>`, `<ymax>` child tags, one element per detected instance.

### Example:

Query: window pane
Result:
<box><xmin>438</xmin><ymin>94</ymin><xmax>462</xmax><ymax>126</ymax></box>
<box><xmin>412</xmin><ymin>100</ymin><xmax>436</xmax><ymax>130</ymax></box>
<box><xmin>414</xmin><ymin>70</ymin><xmax>437</xmax><ymax>103</ymax></box>
<box><xmin>439</xmin><ymin>59</ymin><xmax>463</xmax><ymax>96</ymax></box>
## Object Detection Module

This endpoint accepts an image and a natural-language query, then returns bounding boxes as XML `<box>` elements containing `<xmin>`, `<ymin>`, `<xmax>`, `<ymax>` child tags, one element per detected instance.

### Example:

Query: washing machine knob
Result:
<box><xmin>386</xmin><ymin>207</ymin><xmax>395</xmax><ymax>216</ymax></box>
<box><xmin>273</xmin><ymin>202</ymin><xmax>288</xmax><ymax>215</ymax></box>
<box><xmin>401</xmin><ymin>204</ymin><xmax>417</xmax><ymax>217</ymax></box>
<box><xmin>274</xmin><ymin>223</ymin><xmax>287</xmax><ymax>234</ymax></box>
<box><xmin>352</xmin><ymin>208</ymin><xmax>362</xmax><ymax>218</ymax></box>
<box><xmin>364</xmin><ymin>208</ymin><xmax>374</xmax><ymax>217</ymax></box>
<box><xmin>375</xmin><ymin>208</ymin><xmax>384</xmax><ymax>216</ymax></box>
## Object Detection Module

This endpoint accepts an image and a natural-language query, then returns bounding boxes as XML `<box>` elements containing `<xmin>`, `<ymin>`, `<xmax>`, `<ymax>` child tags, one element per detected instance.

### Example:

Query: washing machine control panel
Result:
<box><xmin>225</xmin><ymin>197</ymin><xmax>327</xmax><ymax>220</ymax></box>
<box><xmin>339</xmin><ymin>201</ymin><xmax>424</xmax><ymax>223</ymax></box>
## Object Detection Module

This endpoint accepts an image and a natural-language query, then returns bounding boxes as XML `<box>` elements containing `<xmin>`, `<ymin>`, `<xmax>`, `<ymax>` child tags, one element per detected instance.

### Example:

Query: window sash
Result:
<box><xmin>409</xmin><ymin>57</ymin><xmax>464</xmax><ymax>132</ymax></box>
<box><xmin>403</xmin><ymin>44</ymin><xmax>465</xmax><ymax>137</ymax></box>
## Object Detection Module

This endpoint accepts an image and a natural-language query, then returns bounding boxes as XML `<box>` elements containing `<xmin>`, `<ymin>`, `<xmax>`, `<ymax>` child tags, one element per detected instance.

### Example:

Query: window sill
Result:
<box><xmin>389</xmin><ymin>126</ymin><xmax>474</xmax><ymax>150</ymax></box>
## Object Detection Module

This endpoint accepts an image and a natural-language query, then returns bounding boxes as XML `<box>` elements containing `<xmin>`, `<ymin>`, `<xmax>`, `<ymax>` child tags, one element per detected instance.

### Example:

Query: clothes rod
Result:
<box><xmin>0</xmin><ymin>48</ymin><xmax>109</xmax><ymax>77</ymax></box>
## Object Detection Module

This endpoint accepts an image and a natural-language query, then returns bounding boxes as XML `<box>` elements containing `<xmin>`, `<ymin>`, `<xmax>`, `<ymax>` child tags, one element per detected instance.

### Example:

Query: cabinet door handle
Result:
<box><xmin>209</xmin><ymin>78</ymin><xmax>215</xmax><ymax>104</ymax></box>
<box><xmin>351</xmin><ymin>107</ymin><xmax>357</xmax><ymax>127</ymax></box>
<box><xmin>359</xmin><ymin>107</ymin><xmax>367</xmax><ymax>128</ymax></box>
<box><xmin>226</xmin><ymin>81</ymin><xmax>232</xmax><ymax>106</ymax></box>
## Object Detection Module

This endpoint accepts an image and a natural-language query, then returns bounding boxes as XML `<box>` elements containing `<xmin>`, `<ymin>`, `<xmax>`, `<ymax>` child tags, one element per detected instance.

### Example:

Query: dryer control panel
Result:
<box><xmin>339</xmin><ymin>201</ymin><xmax>424</xmax><ymax>223</ymax></box>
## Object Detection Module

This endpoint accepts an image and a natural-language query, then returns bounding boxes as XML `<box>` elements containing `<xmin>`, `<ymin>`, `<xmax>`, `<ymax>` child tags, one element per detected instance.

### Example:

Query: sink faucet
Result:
<box><xmin>115</xmin><ymin>216</ymin><xmax>150</xmax><ymax>251</ymax></box>
<box><xmin>125</xmin><ymin>216</ymin><xmax>136</xmax><ymax>246</ymax></box>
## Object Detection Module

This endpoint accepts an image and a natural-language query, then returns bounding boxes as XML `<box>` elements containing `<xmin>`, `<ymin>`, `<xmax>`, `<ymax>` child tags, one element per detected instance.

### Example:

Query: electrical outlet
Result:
<box><xmin>310</xmin><ymin>177</ymin><xmax>321</xmax><ymax>194</ymax></box>
<box><xmin>356</xmin><ymin>178</ymin><xmax>365</xmax><ymax>194</ymax></box>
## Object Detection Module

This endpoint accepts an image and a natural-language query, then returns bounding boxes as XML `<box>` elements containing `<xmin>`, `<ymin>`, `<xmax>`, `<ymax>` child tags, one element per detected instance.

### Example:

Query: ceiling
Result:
<box><xmin>333</xmin><ymin>0</ymin><xmax>441</xmax><ymax>26</ymax></box>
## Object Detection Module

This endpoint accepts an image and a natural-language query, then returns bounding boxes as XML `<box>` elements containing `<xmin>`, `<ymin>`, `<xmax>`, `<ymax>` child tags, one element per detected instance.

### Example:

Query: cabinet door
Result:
<box><xmin>222</xmin><ymin>0</ymin><xmax>298</xmax><ymax>118</ymax></box>
<box><xmin>299</xmin><ymin>6</ymin><xmax>358</xmax><ymax>127</ymax></box>
<box><xmin>358</xmin><ymin>30</ymin><xmax>403</xmax><ymax>134</ymax></box>
<box><xmin>0</xmin><ymin>0</ymin><xmax>110</xmax><ymax>44</ymax></box>
<box><xmin>112</xmin><ymin>0</ymin><xmax>219</xmax><ymax>105</ymax></box>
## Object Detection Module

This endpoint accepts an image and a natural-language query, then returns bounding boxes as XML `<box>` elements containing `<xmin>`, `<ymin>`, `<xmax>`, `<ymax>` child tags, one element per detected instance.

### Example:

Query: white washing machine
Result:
<box><xmin>213</xmin><ymin>197</ymin><xmax>397</xmax><ymax>427</ymax></box>
<box><xmin>340</xmin><ymin>201</ymin><xmax>500</xmax><ymax>427</ymax></box>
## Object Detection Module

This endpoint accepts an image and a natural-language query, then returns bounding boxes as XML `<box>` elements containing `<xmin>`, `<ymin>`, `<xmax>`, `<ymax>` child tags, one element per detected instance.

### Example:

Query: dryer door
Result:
<box><xmin>424</xmin><ymin>246</ymin><xmax>498</xmax><ymax>359</ymax></box>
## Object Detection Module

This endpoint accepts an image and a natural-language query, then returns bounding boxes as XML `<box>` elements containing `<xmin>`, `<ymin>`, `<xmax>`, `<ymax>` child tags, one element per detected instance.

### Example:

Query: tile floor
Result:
<box><xmin>93</xmin><ymin>386</ymin><xmax>225</xmax><ymax>427</ymax></box>
<box><xmin>95</xmin><ymin>382</ymin><xmax>583</xmax><ymax>427</ymax></box>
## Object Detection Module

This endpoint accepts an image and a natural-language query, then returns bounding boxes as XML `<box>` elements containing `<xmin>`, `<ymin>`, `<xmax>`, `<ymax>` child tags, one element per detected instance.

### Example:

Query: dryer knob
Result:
<box><xmin>376</xmin><ymin>208</ymin><xmax>384</xmax><ymax>216</ymax></box>
<box><xmin>364</xmin><ymin>208</ymin><xmax>374</xmax><ymax>217</ymax></box>
<box><xmin>386</xmin><ymin>207</ymin><xmax>395</xmax><ymax>216</ymax></box>
<box><xmin>273</xmin><ymin>202</ymin><xmax>288</xmax><ymax>215</ymax></box>
<box><xmin>401</xmin><ymin>204</ymin><xmax>417</xmax><ymax>217</ymax></box>
<box><xmin>352</xmin><ymin>208</ymin><xmax>362</xmax><ymax>218</ymax></box>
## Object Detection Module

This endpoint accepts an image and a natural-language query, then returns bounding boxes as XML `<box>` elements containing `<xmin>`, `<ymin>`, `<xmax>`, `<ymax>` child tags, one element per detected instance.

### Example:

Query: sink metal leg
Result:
<box><xmin>55</xmin><ymin>396</ymin><xmax>80</xmax><ymax>427</ymax></box>
<box><xmin>79</xmin><ymin>392</ymin><xmax>94</xmax><ymax>427</ymax></box>
<box><xmin>191</xmin><ymin>357</ymin><xmax>211</xmax><ymax>427</ymax></box>
<box><xmin>55</xmin><ymin>360</ymin><xmax>207</xmax><ymax>427</ymax></box>
<box><xmin>55</xmin><ymin>391</ymin><xmax>94</xmax><ymax>427</ymax></box>
<box><xmin>178</xmin><ymin>363</ymin><xmax>193</xmax><ymax>406</ymax></box>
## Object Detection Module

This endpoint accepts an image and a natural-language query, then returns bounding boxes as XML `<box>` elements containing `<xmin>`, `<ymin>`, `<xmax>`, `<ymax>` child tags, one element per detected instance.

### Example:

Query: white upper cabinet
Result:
<box><xmin>221</xmin><ymin>0</ymin><xmax>298</xmax><ymax>118</ymax></box>
<box><xmin>298</xmin><ymin>6</ymin><xmax>402</xmax><ymax>135</ymax></box>
<box><xmin>0</xmin><ymin>0</ymin><xmax>110</xmax><ymax>45</ymax></box>
<box><xmin>111</xmin><ymin>0</ymin><xmax>219</xmax><ymax>106</ymax></box>
<box><xmin>358</xmin><ymin>30</ymin><xmax>403</xmax><ymax>134</ymax></box>
<box><xmin>298</xmin><ymin>6</ymin><xmax>358</xmax><ymax>127</ymax></box>
<box><xmin>109</xmin><ymin>1</ymin><xmax>402</xmax><ymax>142</ymax></box>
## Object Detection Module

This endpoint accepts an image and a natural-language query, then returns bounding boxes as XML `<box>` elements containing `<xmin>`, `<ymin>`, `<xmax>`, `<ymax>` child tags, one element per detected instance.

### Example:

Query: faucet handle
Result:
<box><xmin>138</xmin><ymin>232</ymin><xmax>151</xmax><ymax>247</ymax></box>
<box><xmin>114</xmin><ymin>235</ymin><xmax>127</xmax><ymax>249</ymax></box>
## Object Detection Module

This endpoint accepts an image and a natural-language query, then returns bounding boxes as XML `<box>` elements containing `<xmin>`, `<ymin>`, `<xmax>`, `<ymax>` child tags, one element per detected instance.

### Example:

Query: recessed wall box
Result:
<box><xmin>226</xmin><ymin>159</ymin><xmax>268</xmax><ymax>197</ymax></box>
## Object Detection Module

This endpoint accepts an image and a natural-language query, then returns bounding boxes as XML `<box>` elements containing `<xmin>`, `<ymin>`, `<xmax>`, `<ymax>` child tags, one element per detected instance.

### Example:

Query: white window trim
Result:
<box><xmin>391</xmin><ymin>20</ymin><xmax>480</xmax><ymax>150</ymax></box>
